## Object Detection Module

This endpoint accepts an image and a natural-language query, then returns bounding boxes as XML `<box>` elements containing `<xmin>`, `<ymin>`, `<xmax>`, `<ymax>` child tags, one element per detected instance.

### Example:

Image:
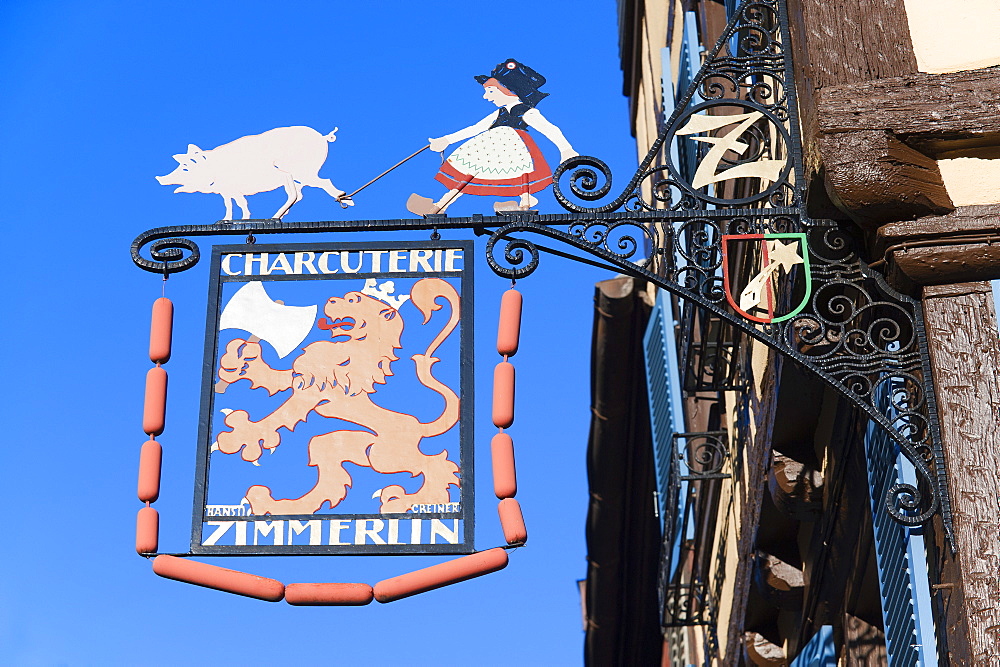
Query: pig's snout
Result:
<box><xmin>155</xmin><ymin>169</ymin><xmax>183</xmax><ymax>185</ymax></box>
<box><xmin>156</xmin><ymin>169</ymin><xmax>188</xmax><ymax>189</ymax></box>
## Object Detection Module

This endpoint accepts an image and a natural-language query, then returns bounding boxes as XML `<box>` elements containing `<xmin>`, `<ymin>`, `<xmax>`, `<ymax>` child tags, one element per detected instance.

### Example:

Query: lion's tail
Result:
<box><xmin>410</xmin><ymin>278</ymin><xmax>460</xmax><ymax>358</ymax></box>
<box><xmin>410</xmin><ymin>278</ymin><xmax>461</xmax><ymax>438</ymax></box>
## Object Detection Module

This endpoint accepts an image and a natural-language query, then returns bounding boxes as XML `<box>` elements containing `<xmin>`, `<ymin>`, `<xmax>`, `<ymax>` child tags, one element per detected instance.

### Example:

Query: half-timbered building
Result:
<box><xmin>584</xmin><ymin>1</ymin><xmax>1000</xmax><ymax>664</ymax></box>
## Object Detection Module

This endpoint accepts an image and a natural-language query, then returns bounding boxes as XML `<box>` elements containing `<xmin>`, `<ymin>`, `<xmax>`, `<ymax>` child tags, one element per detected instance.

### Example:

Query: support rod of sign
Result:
<box><xmin>342</xmin><ymin>145</ymin><xmax>431</xmax><ymax>205</ymax></box>
<box><xmin>130</xmin><ymin>209</ymin><xmax>802</xmax><ymax>273</ymax></box>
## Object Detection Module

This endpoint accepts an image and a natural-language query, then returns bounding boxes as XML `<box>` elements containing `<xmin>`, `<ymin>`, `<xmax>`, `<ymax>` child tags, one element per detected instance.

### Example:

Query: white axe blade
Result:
<box><xmin>219</xmin><ymin>281</ymin><xmax>317</xmax><ymax>358</ymax></box>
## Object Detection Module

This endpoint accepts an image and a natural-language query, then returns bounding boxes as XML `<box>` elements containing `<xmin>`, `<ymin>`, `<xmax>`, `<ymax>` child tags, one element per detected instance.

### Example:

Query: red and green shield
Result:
<box><xmin>721</xmin><ymin>233</ymin><xmax>810</xmax><ymax>323</ymax></box>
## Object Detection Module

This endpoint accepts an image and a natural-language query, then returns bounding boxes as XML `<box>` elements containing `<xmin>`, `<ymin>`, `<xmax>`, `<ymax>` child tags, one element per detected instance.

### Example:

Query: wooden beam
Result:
<box><xmin>767</xmin><ymin>453</ymin><xmax>823</xmax><ymax>522</ymax></box>
<box><xmin>783</xmin><ymin>3</ymin><xmax>1000</xmax><ymax>227</ymax></box>
<box><xmin>875</xmin><ymin>205</ymin><xmax>1000</xmax><ymax>289</ymax></box>
<box><xmin>786</xmin><ymin>0</ymin><xmax>917</xmax><ymax>89</ymax></box>
<box><xmin>786</xmin><ymin>0</ymin><xmax>919</xmax><ymax>181</ymax></box>
<box><xmin>819</xmin><ymin>129</ymin><xmax>953</xmax><ymax>230</ymax></box>
<box><xmin>784</xmin><ymin>0</ymin><xmax>962</xmax><ymax>226</ymax></box>
<box><xmin>754</xmin><ymin>550</ymin><xmax>805</xmax><ymax>610</ymax></box>
<box><xmin>744</xmin><ymin>631</ymin><xmax>787</xmax><ymax>666</ymax></box>
<box><xmin>877</xmin><ymin>205</ymin><xmax>1000</xmax><ymax>250</ymax></box>
<box><xmin>816</xmin><ymin>67</ymin><xmax>1000</xmax><ymax>155</ymax></box>
<box><xmin>698</xmin><ymin>0</ymin><xmax>729</xmax><ymax>56</ymax></box>
<box><xmin>922</xmin><ymin>282</ymin><xmax>1000</xmax><ymax>664</ymax></box>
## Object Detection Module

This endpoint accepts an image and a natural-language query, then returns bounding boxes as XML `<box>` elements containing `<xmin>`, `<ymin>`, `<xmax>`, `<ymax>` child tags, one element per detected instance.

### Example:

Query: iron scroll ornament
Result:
<box><xmin>481</xmin><ymin>212</ymin><xmax>949</xmax><ymax>540</ymax></box>
<box><xmin>130</xmin><ymin>0</ymin><xmax>954</xmax><ymax>546</ymax></box>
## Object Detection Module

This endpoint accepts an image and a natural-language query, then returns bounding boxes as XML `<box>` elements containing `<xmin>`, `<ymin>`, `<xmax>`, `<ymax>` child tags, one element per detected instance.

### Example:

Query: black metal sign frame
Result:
<box><xmin>192</xmin><ymin>241</ymin><xmax>475</xmax><ymax>555</ymax></box>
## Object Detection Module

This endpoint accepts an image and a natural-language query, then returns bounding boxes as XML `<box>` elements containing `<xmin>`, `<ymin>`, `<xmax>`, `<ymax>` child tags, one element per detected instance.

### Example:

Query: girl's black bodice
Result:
<box><xmin>489</xmin><ymin>104</ymin><xmax>531</xmax><ymax>131</ymax></box>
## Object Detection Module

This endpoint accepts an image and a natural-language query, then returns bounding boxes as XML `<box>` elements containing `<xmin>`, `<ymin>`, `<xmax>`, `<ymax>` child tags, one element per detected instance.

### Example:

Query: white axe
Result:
<box><xmin>218</xmin><ymin>281</ymin><xmax>317</xmax><ymax>358</ymax></box>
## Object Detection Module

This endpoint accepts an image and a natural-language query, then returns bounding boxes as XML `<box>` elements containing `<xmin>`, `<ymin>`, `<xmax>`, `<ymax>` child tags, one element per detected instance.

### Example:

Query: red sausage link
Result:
<box><xmin>498</xmin><ymin>498</ymin><xmax>527</xmax><ymax>545</ymax></box>
<box><xmin>149</xmin><ymin>297</ymin><xmax>173</xmax><ymax>364</ymax></box>
<box><xmin>373</xmin><ymin>548</ymin><xmax>509</xmax><ymax>603</ymax></box>
<box><xmin>491</xmin><ymin>432</ymin><xmax>517</xmax><ymax>499</ymax></box>
<box><xmin>496</xmin><ymin>289</ymin><xmax>522</xmax><ymax>357</ymax></box>
<box><xmin>137</xmin><ymin>439</ymin><xmax>162</xmax><ymax>502</ymax></box>
<box><xmin>285</xmin><ymin>583</ymin><xmax>374</xmax><ymax>606</ymax></box>
<box><xmin>143</xmin><ymin>366</ymin><xmax>168</xmax><ymax>436</ymax></box>
<box><xmin>136</xmin><ymin>506</ymin><xmax>159</xmax><ymax>554</ymax></box>
<box><xmin>492</xmin><ymin>361</ymin><xmax>515</xmax><ymax>428</ymax></box>
<box><xmin>152</xmin><ymin>555</ymin><xmax>285</xmax><ymax>601</ymax></box>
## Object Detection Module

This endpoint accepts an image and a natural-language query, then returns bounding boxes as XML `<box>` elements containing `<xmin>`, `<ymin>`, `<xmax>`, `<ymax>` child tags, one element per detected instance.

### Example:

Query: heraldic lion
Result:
<box><xmin>215</xmin><ymin>277</ymin><xmax>461</xmax><ymax>515</ymax></box>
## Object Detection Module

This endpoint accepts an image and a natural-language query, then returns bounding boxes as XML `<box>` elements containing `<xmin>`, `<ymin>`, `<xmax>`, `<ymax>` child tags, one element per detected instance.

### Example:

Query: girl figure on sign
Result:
<box><xmin>406</xmin><ymin>59</ymin><xmax>578</xmax><ymax>216</ymax></box>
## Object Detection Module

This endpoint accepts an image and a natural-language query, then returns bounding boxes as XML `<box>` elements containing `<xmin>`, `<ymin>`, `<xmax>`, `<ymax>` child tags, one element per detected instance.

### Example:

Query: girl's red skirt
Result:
<box><xmin>435</xmin><ymin>130</ymin><xmax>552</xmax><ymax>195</ymax></box>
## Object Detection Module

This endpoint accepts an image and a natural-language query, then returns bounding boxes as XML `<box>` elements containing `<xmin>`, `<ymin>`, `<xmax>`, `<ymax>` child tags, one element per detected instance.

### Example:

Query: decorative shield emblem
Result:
<box><xmin>722</xmin><ymin>233</ymin><xmax>810</xmax><ymax>323</ymax></box>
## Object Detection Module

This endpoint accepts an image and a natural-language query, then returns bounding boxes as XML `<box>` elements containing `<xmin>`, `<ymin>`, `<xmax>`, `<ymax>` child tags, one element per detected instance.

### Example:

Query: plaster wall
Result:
<box><xmin>903</xmin><ymin>0</ymin><xmax>1000</xmax><ymax>74</ymax></box>
<box><xmin>937</xmin><ymin>158</ymin><xmax>1000</xmax><ymax>206</ymax></box>
<box><xmin>904</xmin><ymin>1</ymin><xmax>1000</xmax><ymax>206</ymax></box>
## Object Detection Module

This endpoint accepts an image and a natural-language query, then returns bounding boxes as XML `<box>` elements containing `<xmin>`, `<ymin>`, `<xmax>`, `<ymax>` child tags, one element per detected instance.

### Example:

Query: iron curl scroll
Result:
<box><xmin>484</xmin><ymin>215</ymin><xmax>659</xmax><ymax>280</ymax></box>
<box><xmin>131</xmin><ymin>234</ymin><xmax>201</xmax><ymax>274</ymax></box>
<box><xmin>553</xmin><ymin>0</ymin><xmax>802</xmax><ymax>216</ymax></box>
<box><xmin>130</xmin><ymin>216</ymin><xmax>496</xmax><ymax>275</ymax></box>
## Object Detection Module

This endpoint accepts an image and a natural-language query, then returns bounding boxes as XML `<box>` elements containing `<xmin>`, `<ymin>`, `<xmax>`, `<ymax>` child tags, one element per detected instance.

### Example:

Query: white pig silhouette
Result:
<box><xmin>156</xmin><ymin>126</ymin><xmax>354</xmax><ymax>220</ymax></box>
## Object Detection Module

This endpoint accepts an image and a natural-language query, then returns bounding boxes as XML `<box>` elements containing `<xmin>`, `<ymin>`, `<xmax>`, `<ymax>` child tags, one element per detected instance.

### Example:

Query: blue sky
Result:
<box><xmin>0</xmin><ymin>1</ymin><xmax>637</xmax><ymax>664</ymax></box>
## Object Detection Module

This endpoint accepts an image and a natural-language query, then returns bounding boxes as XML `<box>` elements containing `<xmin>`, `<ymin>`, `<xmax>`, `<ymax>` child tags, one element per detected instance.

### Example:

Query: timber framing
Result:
<box><xmin>875</xmin><ymin>204</ymin><xmax>1000</xmax><ymax>291</ymax></box>
<box><xmin>586</xmin><ymin>0</ymin><xmax>1000</xmax><ymax>662</ymax></box>
<box><xmin>922</xmin><ymin>283</ymin><xmax>1000</xmax><ymax>664</ymax></box>
<box><xmin>786</xmin><ymin>0</ymin><xmax>917</xmax><ymax>88</ymax></box>
<box><xmin>815</xmin><ymin>69</ymin><xmax>1000</xmax><ymax>229</ymax></box>
<box><xmin>783</xmin><ymin>0</ymin><xmax>1000</xmax><ymax>228</ymax></box>
<box><xmin>816</xmin><ymin>66</ymin><xmax>1000</xmax><ymax>156</ymax></box>
<box><xmin>819</xmin><ymin>129</ymin><xmax>953</xmax><ymax>230</ymax></box>
<box><xmin>787</xmin><ymin>0</ymin><xmax>920</xmax><ymax>185</ymax></box>
<box><xmin>787</xmin><ymin>0</ymin><xmax>1000</xmax><ymax>662</ymax></box>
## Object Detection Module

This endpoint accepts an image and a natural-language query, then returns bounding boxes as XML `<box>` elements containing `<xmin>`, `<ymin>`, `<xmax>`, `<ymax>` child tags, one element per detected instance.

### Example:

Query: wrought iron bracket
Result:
<box><xmin>130</xmin><ymin>0</ymin><xmax>954</xmax><ymax>547</ymax></box>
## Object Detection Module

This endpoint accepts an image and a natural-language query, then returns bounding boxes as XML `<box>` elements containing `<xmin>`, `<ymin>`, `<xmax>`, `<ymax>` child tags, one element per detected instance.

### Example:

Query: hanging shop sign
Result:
<box><xmin>195</xmin><ymin>241</ymin><xmax>474</xmax><ymax>555</ymax></box>
<box><xmin>132</xmin><ymin>16</ymin><xmax>957</xmax><ymax>602</ymax></box>
<box><xmin>133</xmin><ymin>57</ymin><xmax>550</xmax><ymax>604</ymax></box>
